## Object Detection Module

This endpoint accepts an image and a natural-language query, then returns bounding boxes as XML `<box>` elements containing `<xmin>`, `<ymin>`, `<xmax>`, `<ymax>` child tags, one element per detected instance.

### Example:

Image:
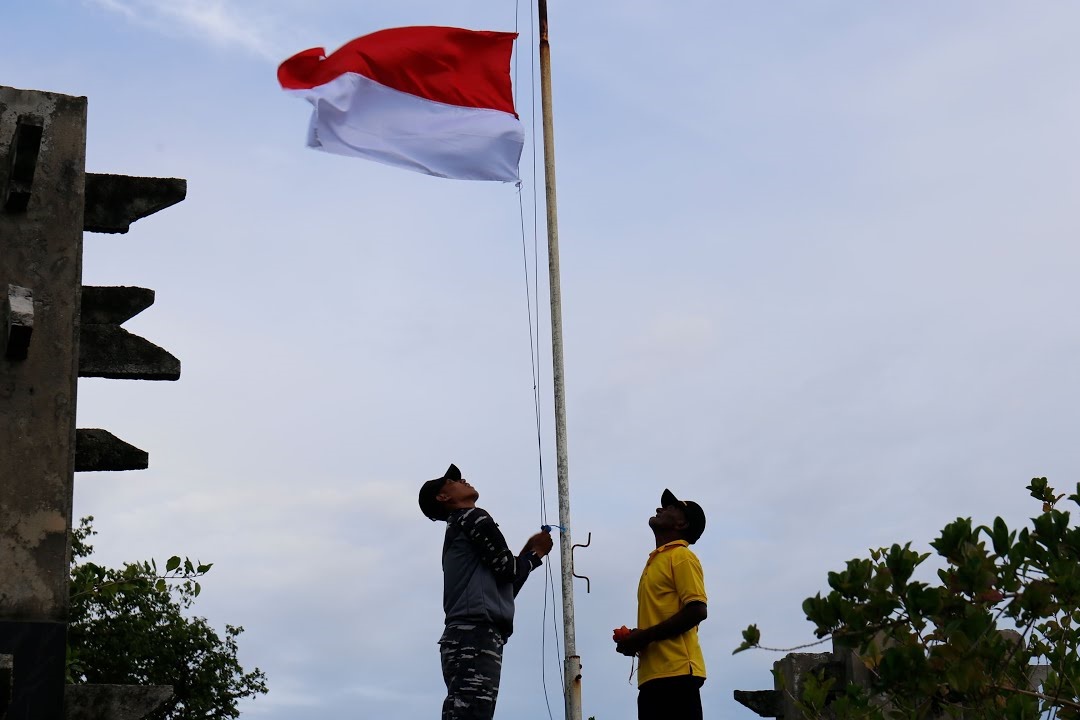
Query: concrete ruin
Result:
<box><xmin>0</xmin><ymin>84</ymin><xmax>183</xmax><ymax>720</ymax></box>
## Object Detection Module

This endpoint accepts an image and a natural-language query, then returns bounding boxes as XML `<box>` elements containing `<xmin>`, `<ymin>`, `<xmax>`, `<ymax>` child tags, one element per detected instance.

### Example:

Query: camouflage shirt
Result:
<box><xmin>442</xmin><ymin>507</ymin><xmax>539</xmax><ymax>637</ymax></box>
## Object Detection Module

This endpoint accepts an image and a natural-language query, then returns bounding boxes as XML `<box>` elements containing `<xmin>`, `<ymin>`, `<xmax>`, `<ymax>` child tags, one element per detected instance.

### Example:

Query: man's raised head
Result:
<box><xmin>418</xmin><ymin>464</ymin><xmax>477</xmax><ymax>521</ymax></box>
<box><xmin>649</xmin><ymin>488</ymin><xmax>707</xmax><ymax>544</ymax></box>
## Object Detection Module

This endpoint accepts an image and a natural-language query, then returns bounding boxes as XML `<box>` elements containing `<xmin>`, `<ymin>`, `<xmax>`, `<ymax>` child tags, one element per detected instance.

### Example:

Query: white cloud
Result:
<box><xmin>85</xmin><ymin>0</ymin><xmax>289</xmax><ymax>59</ymax></box>
<box><xmin>87</xmin><ymin>0</ymin><xmax>136</xmax><ymax>20</ymax></box>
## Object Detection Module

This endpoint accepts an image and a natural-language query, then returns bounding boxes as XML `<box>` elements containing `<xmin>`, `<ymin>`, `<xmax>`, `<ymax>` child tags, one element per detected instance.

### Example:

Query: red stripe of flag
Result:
<box><xmin>278</xmin><ymin>26</ymin><xmax>519</xmax><ymax>116</ymax></box>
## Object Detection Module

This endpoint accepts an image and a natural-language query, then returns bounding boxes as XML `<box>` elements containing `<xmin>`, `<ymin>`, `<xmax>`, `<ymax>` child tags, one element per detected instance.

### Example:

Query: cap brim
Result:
<box><xmin>661</xmin><ymin>488</ymin><xmax>679</xmax><ymax>507</ymax></box>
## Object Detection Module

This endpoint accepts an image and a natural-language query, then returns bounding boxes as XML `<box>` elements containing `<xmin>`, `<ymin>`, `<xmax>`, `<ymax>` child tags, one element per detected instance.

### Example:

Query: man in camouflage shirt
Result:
<box><xmin>419</xmin><ymin>463</ymin><xmax>553</xmax><ymax>720</ymax></box>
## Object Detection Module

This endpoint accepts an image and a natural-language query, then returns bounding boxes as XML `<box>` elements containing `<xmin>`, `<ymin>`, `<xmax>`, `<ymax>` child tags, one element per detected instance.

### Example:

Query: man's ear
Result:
<box><xmin>435</xmin><ymin>490</ymin><xmax>451</xmax><ymax>504</ymax></box>
<box><xmin>673</xmin><ymin>511</ymin><xmax>689</xmax><ymax>532</ymax></box>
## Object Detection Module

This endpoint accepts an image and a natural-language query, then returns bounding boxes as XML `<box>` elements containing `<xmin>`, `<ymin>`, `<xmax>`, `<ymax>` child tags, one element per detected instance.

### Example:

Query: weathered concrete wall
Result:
<box><xmin>0</xmin><ymin>84</ymin><xmax>87</xmax><ymax>720</ymax></box>
<box><xmin>0</xmin><ymin>84</ymin><xmax>84</xmax><ymax>620</ymax></box>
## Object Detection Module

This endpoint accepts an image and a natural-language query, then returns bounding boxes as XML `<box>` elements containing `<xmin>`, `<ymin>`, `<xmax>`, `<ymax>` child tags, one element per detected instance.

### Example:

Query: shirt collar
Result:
<box><xmin>648</xmin><ymin>539</ymin><xmax>689</xmax><ymax>560</ymax></box>
<box><xmin>446</xmin><ymin>507</ymin><xmax>470</xmax><ymax>523</ymax></box>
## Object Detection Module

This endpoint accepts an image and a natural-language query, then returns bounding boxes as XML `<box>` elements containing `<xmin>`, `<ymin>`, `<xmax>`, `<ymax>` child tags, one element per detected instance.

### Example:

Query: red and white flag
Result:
<box><xmin>278</xmin><ymin>26</ymin><xmax>524</xmax><ymax>182</ymax></box>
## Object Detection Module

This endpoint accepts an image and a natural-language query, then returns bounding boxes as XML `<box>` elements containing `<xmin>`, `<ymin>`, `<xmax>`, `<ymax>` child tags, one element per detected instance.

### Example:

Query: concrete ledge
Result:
<box><xmin>64</xmin><ymin>685</ymin><xmax>172</xmax><ymax>720</ymax></box>
<box><xmin>83</xmin><ymin>174</ymin><xmax>186</xmax><ymax>234</ymax></box>
<box><xmin>74</xmin><ymin>429</ymin><xmax>149</xmax><ymax>472</ymax></box>
<box><xmin>78</xmin><ymin>324</ymin><xmax>180</xmax><ymax>381</ymax></box>
<box><xmin>80</xmin><ymin>286</ymin><xmax>155</xmax><ymax>326</ymax></box>
<box><xmin>734</xmin><ymin>689</ymin><xmax>780</xmax><ymax>717</ymax></box>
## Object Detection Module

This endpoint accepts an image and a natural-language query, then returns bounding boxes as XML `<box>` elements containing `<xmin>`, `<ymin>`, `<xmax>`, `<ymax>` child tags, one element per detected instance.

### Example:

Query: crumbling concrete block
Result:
<box><xmin>64</xmin><ymin>685</ymin><xmax>172</xmax><ymax>720</ymax></box>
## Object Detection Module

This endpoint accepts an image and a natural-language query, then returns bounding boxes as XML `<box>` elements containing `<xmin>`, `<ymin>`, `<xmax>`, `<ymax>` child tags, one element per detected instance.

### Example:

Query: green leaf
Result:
<box><xmin>886</xmin><ymin>542</ymin><xmax>919</xmax><ymax>589</ymax></box>
<box><xmin>1028</xmin><ymin>476</ymin><xmax>1049</xmax><ymax>500</ymax></box>
<box><xmin>732</xmin><ymin>624</ymin><xmax>761</xmax><ymax>654</ymax></box>
<box><xmin>797</xmin><ymin>669</ymin><xmax>835</xmax><ymax>713</ymax></box>
<box><xmin>931</xmin><ymin>517</ymin><xmax>973</xmax><ymax>561</ymax></box>
<box><xmin>991</xmin><ymin>516</ymin><xmax>1010</xmax><ymax>556</ymax></box>
<box><xmin>1019</xmin><ymin>579</ymin><xmax>1054</xmax><ymax>617</ymax></box>
<box><xmin>166</xmin><ymin>555</ymin><xmax>181</xmax><ymax>572</ymax></box>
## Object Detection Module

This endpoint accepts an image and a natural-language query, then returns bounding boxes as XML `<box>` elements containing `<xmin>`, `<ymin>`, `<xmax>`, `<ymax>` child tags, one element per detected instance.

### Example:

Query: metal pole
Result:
<box><xmin>537</xmin><ymin>3</ymin><xmax>582</xmax><ymax>720</ymax></box>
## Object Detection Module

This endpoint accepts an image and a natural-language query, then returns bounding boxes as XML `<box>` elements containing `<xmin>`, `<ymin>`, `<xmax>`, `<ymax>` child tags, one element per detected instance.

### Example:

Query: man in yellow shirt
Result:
<box><xmin>615</xmin><ymin>489</ymin><xmax>708</xmax><ymax>720</ymax></box>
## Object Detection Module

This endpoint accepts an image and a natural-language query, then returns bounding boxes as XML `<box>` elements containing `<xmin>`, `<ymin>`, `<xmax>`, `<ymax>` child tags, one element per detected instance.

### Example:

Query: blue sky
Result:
<box><xmin>4</xmin><ymin>1</ymin><xmax>1080</xmax><ymax>718</ymax></box>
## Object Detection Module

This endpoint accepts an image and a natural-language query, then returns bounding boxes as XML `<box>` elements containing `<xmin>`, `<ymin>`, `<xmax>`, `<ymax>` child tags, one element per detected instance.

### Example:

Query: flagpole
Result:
<box><xmin>537</xmin><ymin>2</ymin><xmax>582</xmax><ymax>720</ymax></box>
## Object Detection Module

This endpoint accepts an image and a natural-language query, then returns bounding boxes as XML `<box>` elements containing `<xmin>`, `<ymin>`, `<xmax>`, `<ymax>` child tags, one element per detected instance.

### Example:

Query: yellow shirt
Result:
<box><xmin>636</xmin><ymin>540</ymin><xmax>707</xmax><ymax>686</ymax></box>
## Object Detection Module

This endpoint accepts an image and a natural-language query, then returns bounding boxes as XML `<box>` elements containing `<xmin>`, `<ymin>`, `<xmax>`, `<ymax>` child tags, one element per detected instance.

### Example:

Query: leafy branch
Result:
<box><xmin>735</xmin><ymin>478</ymin><xmax>1080</xmax><ymax>720</ymax></box>
<box><xmin>68</xmin><ymin>517</ymin><xmax>266</xmax><ymax>719</ymax></box>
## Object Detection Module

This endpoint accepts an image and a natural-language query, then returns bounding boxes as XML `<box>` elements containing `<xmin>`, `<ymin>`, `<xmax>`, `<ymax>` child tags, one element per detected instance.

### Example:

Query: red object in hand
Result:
<box><xmin>613</xmin><ymin>625</ymin><xmax>632</xmax><ymax>642</ymax></box>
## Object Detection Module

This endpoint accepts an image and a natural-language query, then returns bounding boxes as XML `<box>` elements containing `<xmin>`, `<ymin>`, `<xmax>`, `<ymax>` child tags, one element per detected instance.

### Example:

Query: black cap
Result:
<box><xmin>661</xmin><ymin>488</ymin><xmax>706</xmax><ymax>544</ymax></box>
<box><xmin>419</xmin><ymin>464</ymin><xmax>461</xmax><ymax>521</ymax></box>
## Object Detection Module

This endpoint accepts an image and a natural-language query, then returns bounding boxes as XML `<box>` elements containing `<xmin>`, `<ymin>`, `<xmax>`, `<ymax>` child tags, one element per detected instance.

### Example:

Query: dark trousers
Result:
<box><xmin>438</xmin><ymin>624</ymin><xmax>506</xmax><ymax>720</ymax></box>
<box><xmin>638</xmin><ymin>675</ymin><xmax>705</xmax><ymax>720</ymax></box>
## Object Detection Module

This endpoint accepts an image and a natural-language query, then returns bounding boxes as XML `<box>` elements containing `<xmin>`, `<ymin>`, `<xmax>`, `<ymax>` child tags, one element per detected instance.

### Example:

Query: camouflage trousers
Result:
<box><xmin>438</xmin><ymin>624</ymin><xmax>506</xmax><ymax>720</ymax></box>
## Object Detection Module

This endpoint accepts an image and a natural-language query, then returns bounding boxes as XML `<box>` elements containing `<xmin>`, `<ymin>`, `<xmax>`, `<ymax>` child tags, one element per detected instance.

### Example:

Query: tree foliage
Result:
<box><xmin>736</xmin><ymin>479</ymin><xmax>1080</xmax><ymax>719</ymax></box>
<box><xmin>68</xmin><ymin>517</ymin><xmax>268</xmax><ymax>720</ymax></box>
